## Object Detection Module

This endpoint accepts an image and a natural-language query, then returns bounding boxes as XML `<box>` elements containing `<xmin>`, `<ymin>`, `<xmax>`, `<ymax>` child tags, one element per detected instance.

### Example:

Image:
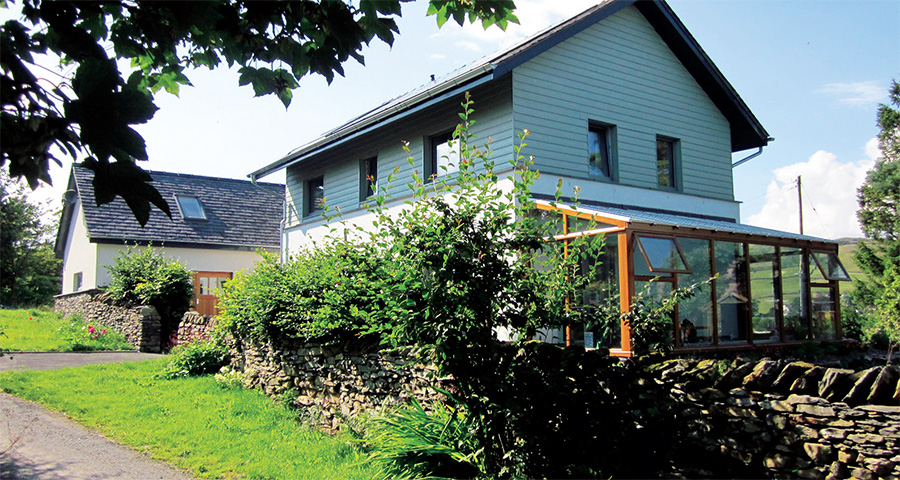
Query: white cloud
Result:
<box><xmin>745</xmin><ymin>143</ymin><xmax>877</xmax><ymax>239</ymax></box>
<box><xmin>818</xmin><ymin>81</ymin><xmax>886</xmax><ymax>107</ymax></box>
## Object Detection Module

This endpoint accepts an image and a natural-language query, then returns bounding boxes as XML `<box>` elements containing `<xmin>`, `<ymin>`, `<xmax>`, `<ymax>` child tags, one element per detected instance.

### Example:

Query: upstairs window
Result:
<box><xmin>360</xmin><ymin>157</ymin><xmax>378</xmax><ymax>201</ymax></box>
<box><xmin>73</xmin><ymin>272</ymin><xmax>83</xmax><ymax>291</ymax></box>
<box><xmin>588</xmin><ymin>122</ymin><xmax>616</xmax><ymax>180</ymax></box>
<box><xmin>175</xmin><ymin>195</ymin><xmax>206</xmax><ymax>220</ymax></box>
<box><xmin>306</xmin><ymin>176</ymin><xmax>325</xmax><ymax>216</ymax></box>
<box><xmin>656</xmin><ymin>136</ymin><xmax>679</xmax><ymax>189</ymax></box>
<box><xmin>429</xmin><ymin>131</ymin><xmax>460</xmax><ymax>178</ymax></box>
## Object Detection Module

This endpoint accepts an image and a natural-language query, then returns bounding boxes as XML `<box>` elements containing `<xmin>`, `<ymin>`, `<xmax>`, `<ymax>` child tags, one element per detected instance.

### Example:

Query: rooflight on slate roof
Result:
<box><xmin>175</xmin><ymin>195</ymin><xmax>206</xmax><ymax>220</ymax></box>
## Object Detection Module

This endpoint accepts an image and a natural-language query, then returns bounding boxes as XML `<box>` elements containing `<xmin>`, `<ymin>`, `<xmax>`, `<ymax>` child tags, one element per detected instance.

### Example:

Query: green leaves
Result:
<box><xmin>3</xmin><ymin>0</ymin><xmax>518</xmax><ymax>224</ymax></box>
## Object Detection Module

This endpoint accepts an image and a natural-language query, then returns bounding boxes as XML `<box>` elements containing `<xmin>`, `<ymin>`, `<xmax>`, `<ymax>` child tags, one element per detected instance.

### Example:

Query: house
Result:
<box><xmin>249</xmin><ymin>0</ymin><xmax>850</xmax><ymax>355</ymax></box>
<box><xmin>55</xmin><ymin>166</ymin><xmax>283</xmax><ymax>315</ymax></box>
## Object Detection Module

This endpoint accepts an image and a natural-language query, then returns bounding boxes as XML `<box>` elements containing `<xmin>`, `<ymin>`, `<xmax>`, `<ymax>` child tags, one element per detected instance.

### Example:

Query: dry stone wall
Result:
<box><xmin>651</xmin><ymin>358</ymin><xmax>900</xmax><ymax>479</ymax></box>
<box><xmin>227</xmin><ymin>336</ymin><xmax>443</xmax><ymax>432</ymax></box>
<box><xmin>54</xmin><ymin>289</ymin><xmax>161</xmax><ymax>352</ymax></box>
<box><xmin>176</xmin><ymin>312</ymin><xmax>217</xmax><ymax>344</ymax></box>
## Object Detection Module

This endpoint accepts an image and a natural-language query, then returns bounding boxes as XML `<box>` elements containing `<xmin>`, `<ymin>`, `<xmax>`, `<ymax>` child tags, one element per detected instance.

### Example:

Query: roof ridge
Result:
<box><xmin>73</xmin><ymin>165</ymin><xmax>283</xmax><ymax>187</ymax></box>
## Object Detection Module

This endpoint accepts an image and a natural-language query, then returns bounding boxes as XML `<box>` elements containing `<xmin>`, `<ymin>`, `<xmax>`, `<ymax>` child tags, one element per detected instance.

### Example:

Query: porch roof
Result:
<box><xmin>533</xmin><ymin>200</ymin><xmax>837</xmax><ymax>248</ymax></box>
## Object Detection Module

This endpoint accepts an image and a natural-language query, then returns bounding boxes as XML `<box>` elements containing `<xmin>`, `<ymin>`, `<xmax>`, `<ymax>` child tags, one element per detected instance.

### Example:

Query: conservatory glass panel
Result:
<box><xmin>635</xmin><ymin>280</ymin><xmax>675</xmax><ymax>349</ymax></box>
<box><xmin>781</xmin><ymin>247</ymin><xmax>809</xmax><ymax>341</ymax></box>
<box><xmin>749</xmin><ymin>245</ymin><xmax>780</xmax><ymax>343</ymax></box>
<box><xmin>811</xmin><ymin>287</ymin><xmax>837</xmax><ymax>340</ymax></box>
<box><xmin>579</xmin><ymin>235</ymin><xmax>621</xmax><ymax>349</ymax></box>
<box><xmin>677</xmin><ymin>237</ymin><xmax>713</xmax><ymax>347</ymax></box>
<box><xmin>715</xmin><ymin>241</ymin><xmax>750</xmax><ymax>344</ymax></box>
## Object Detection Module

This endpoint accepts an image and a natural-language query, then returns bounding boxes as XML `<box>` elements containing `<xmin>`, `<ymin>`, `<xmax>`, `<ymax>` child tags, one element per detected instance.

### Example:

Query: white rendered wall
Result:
<box><xmin>94</xmin><ymin>244</ymin><xmax>271</xmax><ymax>288</ymax></box>
<box><xmin>60</xmin><ymin>200</ymin><xmax>99</xmax><ymax>294</ymax></box>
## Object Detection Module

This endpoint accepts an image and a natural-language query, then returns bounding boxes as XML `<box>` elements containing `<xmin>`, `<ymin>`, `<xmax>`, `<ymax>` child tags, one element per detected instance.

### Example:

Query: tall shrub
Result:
<box><xmin>106</xmin><ymin>246</ymin><xmax>193</xmax><ymax>344</ymax></box>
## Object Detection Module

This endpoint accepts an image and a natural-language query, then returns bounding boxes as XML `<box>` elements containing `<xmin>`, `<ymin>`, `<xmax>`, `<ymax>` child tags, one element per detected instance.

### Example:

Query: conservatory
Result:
<box><xmin>533</xmin><ymin>200</ymin><xmax>851</xmax><ymax>357</ymax></box>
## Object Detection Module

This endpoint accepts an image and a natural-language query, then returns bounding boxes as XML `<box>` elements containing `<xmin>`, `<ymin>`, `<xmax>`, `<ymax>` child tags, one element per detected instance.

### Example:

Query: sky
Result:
<box><xmin>7</xmin><ymin>0</ymin><xmax>900</xmax><ymax>240</ymax></box>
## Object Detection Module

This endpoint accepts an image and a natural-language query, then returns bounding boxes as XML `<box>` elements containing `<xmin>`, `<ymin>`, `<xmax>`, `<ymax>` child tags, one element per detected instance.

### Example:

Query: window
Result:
<box><xmin>656</xmin><ymin>136</ymin><xmax>679</xmax><ymax>189</ymax></box>
<box><xmin>175</xmin><ymin>195</ymin><xmax>206</xmax><ymax>220</ymax></box>
<box><xmin>810</xmin><ymin>251</ymin><xmax>851</xmax><ymax>281</ymax></box>
<box><xmin>73</xmin><ymin>272</ymin><xmax>83</xmax><ymax>291</ymax></box>
<box><xmin>588</xmin><ymin>123</ymin><xmax>616</xmax><ymax>180</ymax></box>
<box><xmin>306</xmin><ymin>176</ymin><xmax>325</xmax><ymax>216</ymax></box>
<box><xmin>360</xmin><ymin>157</ymin><xmax>378</xmax><ymax>201</ymax></box>
<box><xmin>635</xmin><ymin>235</ymin><xmax>691</xmax><ymax>274</ymax></box>
<box><xmin>429</xmin><ymin>131</ymin><xmax>459</xmax><ymax>178</ymax></box>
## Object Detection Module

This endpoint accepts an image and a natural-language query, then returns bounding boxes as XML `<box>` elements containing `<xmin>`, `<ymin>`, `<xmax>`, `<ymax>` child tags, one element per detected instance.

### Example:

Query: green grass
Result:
<box><xmin>0</xmin><ymin>359</ymin><xmax>374</xmax><ymax>479</ymax></box>
<box><xmin>0</xmin><ymin>308</ymin><xmax>133</xmax><ymax>352</ymax></box>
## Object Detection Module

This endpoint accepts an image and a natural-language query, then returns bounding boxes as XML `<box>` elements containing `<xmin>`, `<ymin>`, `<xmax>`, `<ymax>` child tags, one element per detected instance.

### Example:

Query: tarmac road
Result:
<box><xmin>0</xmin><ymin>352</ymin><xmax>196</xmax><ymax>480</ymax></box>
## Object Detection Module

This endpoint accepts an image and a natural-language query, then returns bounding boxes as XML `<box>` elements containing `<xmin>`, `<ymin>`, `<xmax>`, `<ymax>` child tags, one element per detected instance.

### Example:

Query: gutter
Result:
<box><xmin>250</xmin><ymin>65</ymin><xmax>495</xmax><ymax>179</ymax></box>
<box><xmin>732</xmin><ymin>137</ymin><xmax>774</xmax><ymax>168</ymax></box>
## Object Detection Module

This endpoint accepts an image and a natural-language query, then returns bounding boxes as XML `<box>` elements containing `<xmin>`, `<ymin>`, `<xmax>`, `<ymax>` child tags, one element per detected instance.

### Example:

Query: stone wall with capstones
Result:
<box><xmin>53</xmin><ymin>289</ymin><xmax>161</xmax><ymax>353</ymax></box>
<box><xmin>651</xmin><ymin>358</ymin><xmax>900</xmax><ymax>479</ymax></box>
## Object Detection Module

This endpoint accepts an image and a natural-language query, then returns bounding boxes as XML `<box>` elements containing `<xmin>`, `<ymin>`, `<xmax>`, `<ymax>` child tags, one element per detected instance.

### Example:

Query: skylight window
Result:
<box><xmin>176</xmin><ymin>195</ymin><xmax>206</xmax><ymax>220</ymax></box>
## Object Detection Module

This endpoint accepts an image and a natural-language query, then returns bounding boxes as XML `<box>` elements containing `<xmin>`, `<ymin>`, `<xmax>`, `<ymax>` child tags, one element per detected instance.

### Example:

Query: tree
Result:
<box><xmin>0</xmin><ymin>171</ymin><xmax>61</xmax><ymax>306</ymax></box>
<box><xmin>854</xmin><ymin>80</ymin><xmax>900</xmax><ymax>344</ymax></box>
<box><xmin>1</xmin><ymin>0</ymin><xmax>517</xmax><ymax>225</ymax></box>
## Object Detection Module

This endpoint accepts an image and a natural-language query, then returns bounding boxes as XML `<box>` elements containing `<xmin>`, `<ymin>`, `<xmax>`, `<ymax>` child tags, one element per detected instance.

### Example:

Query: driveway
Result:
<box><xmin>0</xmin><ymin>352</ymin><xmax>195</xmax><ymax>480</ymax></box>
<box><xmin>0</xmin><ymin>351</ymin><xmax>164</xmax><ymax>372</ymax></box>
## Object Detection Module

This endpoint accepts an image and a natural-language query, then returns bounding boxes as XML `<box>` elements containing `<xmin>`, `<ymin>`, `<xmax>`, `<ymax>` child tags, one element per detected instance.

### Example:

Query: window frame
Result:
<box><xmin>359</xmin><ymin>156</ymin><xmax>378</xmax><ymax>201</ymax></box>
<box><xmin>73</xmin><ymin>272</ymin><xmax>83</xmax><ymax>291</ymax></box>
<box><xmin>634</xmin><ymin>234</ymin><xmax>692</xmax><ymax>274</ymax></box>
<box><xmin>588</xmin><ymin>121</ymin><xmax>617</xmax><ymax>182</ymax></box>
<box><xmin>305</xmin><ymin>176</ymin><xmax>325</xmax><ymax>217</ymax></box>
<box><xmin>810</xmin><ymin>250</ymin><xmax>852</xmax><ymax>281</ymax></box>
<box><xmin>174</xmin><ymin>194</ymin><xmax>207</xmax><ymax>220</ymax></box>
<box><xmin>427</xmin><ymin>130</ymin><xmax>460</xmax><ymax>179</ymax></box>
<box><xmin>656</xmin><ymin>135</ymin><xmax>681</xmax><ymax>191</ymax></box>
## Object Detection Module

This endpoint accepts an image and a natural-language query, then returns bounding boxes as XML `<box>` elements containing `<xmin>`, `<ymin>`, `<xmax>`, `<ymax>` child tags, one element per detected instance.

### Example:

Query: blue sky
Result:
<box><xmin>9</xmin><ymin>0</ymin><xmax>900</xmax><ymax>239</ymax></box>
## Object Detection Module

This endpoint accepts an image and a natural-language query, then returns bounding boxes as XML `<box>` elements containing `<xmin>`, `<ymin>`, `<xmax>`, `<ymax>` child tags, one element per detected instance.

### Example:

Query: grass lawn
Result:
<box><xmin>0</xmin><ymin>308</ymin><xmax>133</xmax><ymax>352</ymax></box>
<box><xmin>0</xmin><ymin>359</ymin><xmax>373</xmax><ymax>479</ymax></box>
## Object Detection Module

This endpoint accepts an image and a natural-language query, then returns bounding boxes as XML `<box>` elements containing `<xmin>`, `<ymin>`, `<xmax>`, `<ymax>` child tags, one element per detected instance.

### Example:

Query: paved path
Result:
<box><xmin>0</xmin><ymin>352</ymin><xmax>195</xmax><ymax>480</ymax></box>
<box><xmin>0</xmin><ymin>352</ymin><xmax>164</xmax><ymax>372</ymax></box>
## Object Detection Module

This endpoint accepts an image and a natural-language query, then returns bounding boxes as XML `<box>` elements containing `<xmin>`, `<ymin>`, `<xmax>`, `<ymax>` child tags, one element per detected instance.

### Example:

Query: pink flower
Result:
<box><xmin>101</xmin><ymin>329</ymin><xmax>106</xmax><ymax>335</ymax></box>
<box><xmin>87</xmin><ymin>325</ymin><xmax>96</xmax><ymax>334</ymax></box>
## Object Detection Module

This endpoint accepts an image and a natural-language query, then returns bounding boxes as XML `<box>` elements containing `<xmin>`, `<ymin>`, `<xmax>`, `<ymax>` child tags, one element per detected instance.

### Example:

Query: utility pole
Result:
<box><xmin>797</xmin><ymin>175</ymin><xmax>803</xmax><ymax>235</ymax></box>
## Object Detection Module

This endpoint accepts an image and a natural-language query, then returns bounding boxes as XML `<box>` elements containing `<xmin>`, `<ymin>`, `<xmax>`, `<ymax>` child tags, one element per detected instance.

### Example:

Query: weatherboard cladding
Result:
<box><xmin>512</xmin><ymin>5</ymin><xmax>734</xmax><ymax>200</ymax></box>
<box><xmin>284</xmin><ymin>78</ymin><xmax>513</xmax><ymax>228</ymax></box>
<box><xmin>72</xmin><ymin>167</ymin><xmax>282</xmax><ymax>249</ymax></box>
<box><xmin>254</xmin><ymin>0</ymin><xmax>768</xmax><ymax>179</ymax></box>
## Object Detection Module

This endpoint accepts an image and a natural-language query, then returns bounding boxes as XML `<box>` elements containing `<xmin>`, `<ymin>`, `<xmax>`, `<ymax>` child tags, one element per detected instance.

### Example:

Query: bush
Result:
<box><xmin>159</xmin><ymin>340</ymin><xmax>228</xmax><ymax>379</ymax></box>
<box><xmin>106</xmin><ymin>246</ymin><xmax>193</xmax><ymax>344</ymax></box>
<box><xmin>217</xmin><ymin>244</ymin><xmax>400</xmax><ymax>343</ymax></box>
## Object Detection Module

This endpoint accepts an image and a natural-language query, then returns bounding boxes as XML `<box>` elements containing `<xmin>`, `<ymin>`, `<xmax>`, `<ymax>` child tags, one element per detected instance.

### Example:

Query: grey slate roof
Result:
<box><xmin>251</xmin><ymin>0</ymin><xmax>769</xmax><ymax>179</ymax></box>
<box><xmin>57</xmin><ymin>167</ymin><xmax>283</xmax><ymax>254</ymax></box>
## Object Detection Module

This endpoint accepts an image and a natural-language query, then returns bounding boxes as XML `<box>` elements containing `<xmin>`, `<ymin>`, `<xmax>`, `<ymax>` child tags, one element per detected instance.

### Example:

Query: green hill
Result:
<box><xmin>836</xmin><ymin>238</ymin><xmax>870</xmax><ymax>294</ymax></box>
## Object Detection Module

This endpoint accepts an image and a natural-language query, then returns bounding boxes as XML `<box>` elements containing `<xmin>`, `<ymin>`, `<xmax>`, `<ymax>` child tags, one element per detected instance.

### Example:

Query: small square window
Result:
<box><xmin>588</xmin><ymin>123</ymin><xmax>615</xmax><ymax>180</ymax></box>
<box><xmin>306</xmin><ymin>176</ymin><xmax>325</xmax><ymax>216</ymax></box>
<box><xmin>175</xmin><ymin>195</ymin><xmax>206</xmax><ymax>220</ymax></box>
<box><xmin>429</xmin><ymin>131</ymin><xmax>459</xmax><ymax>178</ymax></box>
<box><xmin>656</xmin><ymin>137</ymin><xmax>679</xmax><ymax>189</ymax></box>
<box><xmin>360</xmin><ymin>157</ymin><xmax>377</xmax><ymax>201</ymax></box>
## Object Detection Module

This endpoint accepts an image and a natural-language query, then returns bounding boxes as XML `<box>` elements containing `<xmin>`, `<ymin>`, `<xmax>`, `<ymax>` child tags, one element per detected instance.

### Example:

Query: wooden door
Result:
<box><xmin>192</xmin><ymin>271</ymin><xmax>232</xmax><ymax>316</ymax></box>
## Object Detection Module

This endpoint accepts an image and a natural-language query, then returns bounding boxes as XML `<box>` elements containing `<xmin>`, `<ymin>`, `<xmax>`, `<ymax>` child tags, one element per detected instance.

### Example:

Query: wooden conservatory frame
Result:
<box><xmin>535</xmin><ymin>200</ymin><xmax>851</xmax><ymax>357</ymax></box>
